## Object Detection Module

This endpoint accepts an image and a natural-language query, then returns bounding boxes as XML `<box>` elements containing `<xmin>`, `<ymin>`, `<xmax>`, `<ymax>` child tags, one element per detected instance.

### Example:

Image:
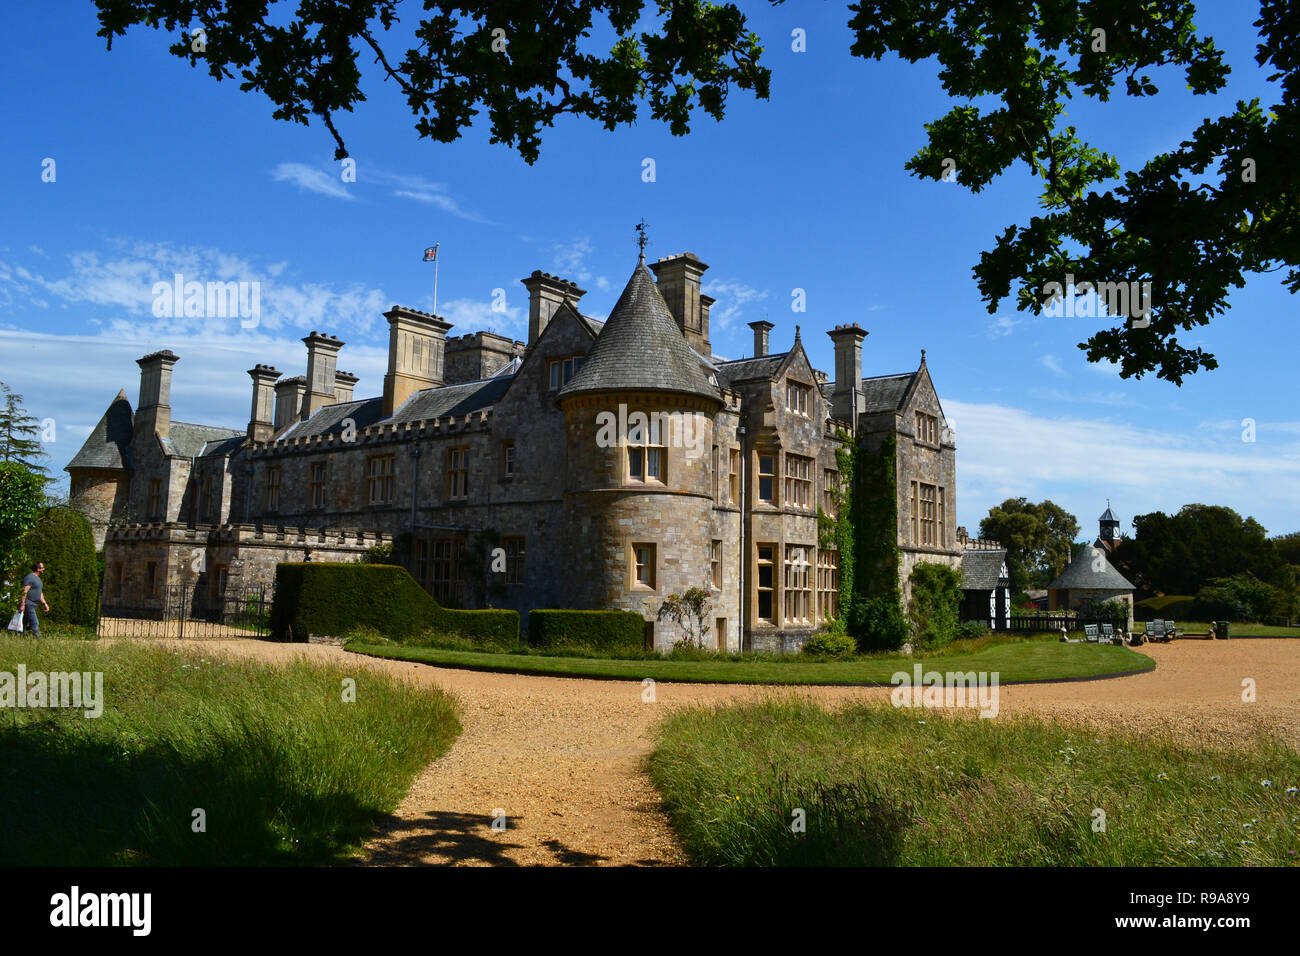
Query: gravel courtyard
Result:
<box><xmin>154</xmin><ymin>637</ymin><xmax>1300</xmax><ymax>866</ymax></box>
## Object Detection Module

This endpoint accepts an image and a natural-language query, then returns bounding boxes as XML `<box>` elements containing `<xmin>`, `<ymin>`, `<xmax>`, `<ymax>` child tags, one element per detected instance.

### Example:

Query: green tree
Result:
<box><xmin>20</xmin><ymin>507</ymin><xmax>101</xmax><ymax>626</ymax></box>
<box><xmin>93</xmin><ymin>1</ymin><xmax>1300</xmax><ymax>382</ymax></box>
<box><xmin>1122</xmin><ymin>504</ymin><xmax>1288</xmax><ymax>596</ymax></box>
<box><xmin>979</xmin><ymin>498</ymin><xmax>1080</xmax><ymax>591</ymax></box>
<box><xmin>0</xmin><ymin>382</ymin><xmax>48</xmax><ymax>475</ymax></box>
<box><xmin>1272</xmin><ymin>531</ymin><xmax>1300</xmax><ymax>568</ymax></box>
<box><xmin>0</xmin><ymin>461</ymin><xmax>47</xmax><ymax>611</ymax></box>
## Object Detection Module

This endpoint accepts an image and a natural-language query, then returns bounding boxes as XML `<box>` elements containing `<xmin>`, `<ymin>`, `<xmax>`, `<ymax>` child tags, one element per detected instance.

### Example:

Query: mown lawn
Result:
<box><xmin>648</xmin><ymin>699</ymin><xmax>1300</xmax><ymax>865</ymax></box>
<box><xmin>349</xmin><ymin>636</ymin><xmax>1151</xmax><ymax>685</ymax></box>
<box><xmin>0</xmin><ymin>635</ymin><xmax>460</xmax><ymax>865</ymax></box>
<box><xmin>1136</xmin><ymin>620</ymin><xmax>1298</xmax><ymax>637</ymax></box>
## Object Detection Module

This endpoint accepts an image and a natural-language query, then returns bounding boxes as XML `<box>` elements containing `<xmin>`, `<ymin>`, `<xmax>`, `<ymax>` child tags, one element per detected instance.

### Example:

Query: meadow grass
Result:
<box><xmin>348</xmin><ymin>633</ymin><xmax>1151</xmax><ymax>685</ymax></box>
<box><xmin>648</xmin><ymin>699</ymin><xmax>1300</xmax><ymax>865</ymax></box>
<box><xmin>0</xmin><ymin>634</ymin><xmax>460</xmax><ymax>865</ymax></box>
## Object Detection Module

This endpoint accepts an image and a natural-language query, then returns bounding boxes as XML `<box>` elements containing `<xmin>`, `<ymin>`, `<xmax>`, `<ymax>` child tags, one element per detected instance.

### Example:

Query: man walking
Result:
<box><xmin>20</xmin><ymin>561</ymin><xmax>49</xmax><ymax>637</ymax></box>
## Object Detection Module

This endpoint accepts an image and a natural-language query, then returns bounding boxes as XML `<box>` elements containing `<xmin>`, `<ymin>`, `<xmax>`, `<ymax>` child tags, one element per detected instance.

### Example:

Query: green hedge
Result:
<box><xmin>1134</xmin><ymin>595</ymin><xmax>1197</xmax><ymax>622</ymax></box>
<box><xmin>19</xmin><ymin>507</ymin><xmax>100</xmax><ymax>626</ymax></box>
<box><xmin>271</xmin><ymin>563</ymin><xmax>518</xmax><ymax>649</ymax></box>
<box><xmin>528</xmin><ymin>609</ymin><xmax>646</xmax><ymax>653</ymax></box>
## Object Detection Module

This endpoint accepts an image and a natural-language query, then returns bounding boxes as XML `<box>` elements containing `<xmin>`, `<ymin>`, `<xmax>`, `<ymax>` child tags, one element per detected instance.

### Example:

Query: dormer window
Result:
<box><xmin>786</xmin><ymin>381</ymin><xmax>811</xmax><ymax>416</ymax></box>
<box><xmin>548</xmin><ymin>355</ymin><xmax>583</xmax><ymax>390</ymax></box>
<box><xmin>915</xmin><ymin>411</ymin><xmax>939</xmax><ymax>445</ymax></box>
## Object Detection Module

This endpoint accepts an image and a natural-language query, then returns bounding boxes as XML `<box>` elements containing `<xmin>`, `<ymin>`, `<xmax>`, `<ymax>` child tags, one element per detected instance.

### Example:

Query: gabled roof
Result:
<box><xmin>859</xmin><ymin>371</ymin><xmax>916</xmax><ymax>414</ymax></box>
<box><xmin>199</xmin><ymin>435</ymin><xmax>247</xmax><ymax>459</ymax></box>
<box><xmin>558</xmin><ymin>261</ymin><xmax>719</xmax><ymax>402</ymax></box>
<box><xmin>960</xmin><ymin>549</ymin><xmax>1009</xmax><ymax>590</ymax></box>
<box><xmin>66</xmin><ymin>390</ymin><xmax>133</xmax><ymax>472</ymax></box>
<box><xmin>1048</xmin><ymin>548</ymin><xmax>1135</xmax><ymax>592</ymax></box>
<box><xmin>715</xmin><ymin>352</ymin><xmax>790</xmax><ymax>388</ymax></box>
<box><xmin>163</xmin><ymin>422</ymin><xmax>244</xmax><ymax>459</ymax></box>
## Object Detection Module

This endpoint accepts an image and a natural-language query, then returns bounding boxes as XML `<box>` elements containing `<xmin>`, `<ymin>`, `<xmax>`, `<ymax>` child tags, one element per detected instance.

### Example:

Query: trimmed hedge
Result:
<box><xmin>20</xmin><ymin>507</ymin><xmax>100</xmax><ymax>626</ymax></box>
<box><xmin>271</xmin><ymin>563</ymin><xmax>518</xmax><ymax>649</ymax></box>
<box><xmin>1134</xmin><ymin>595</ymin><xmax>1197</xmax><ymax>622</ymax></box>
<box><xmin>528</xmin><ymin>609</ymin><xmax>646</xmax><ymax>653</ymax></box>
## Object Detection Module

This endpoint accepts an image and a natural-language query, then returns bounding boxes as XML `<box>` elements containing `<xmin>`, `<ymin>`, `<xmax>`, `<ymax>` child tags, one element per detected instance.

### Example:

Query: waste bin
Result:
<box><xmin>1219</xmin><ymin>621</ymin><xmax>1230</xmax><ymax>640</ymax></box>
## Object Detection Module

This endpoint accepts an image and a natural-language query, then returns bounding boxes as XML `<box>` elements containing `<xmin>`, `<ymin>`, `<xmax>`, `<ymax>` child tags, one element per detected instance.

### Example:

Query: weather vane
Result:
<box><xmin>635</xmin><ymin>218</ymin><xmax>650</xmax><ymax>262</ymax></box>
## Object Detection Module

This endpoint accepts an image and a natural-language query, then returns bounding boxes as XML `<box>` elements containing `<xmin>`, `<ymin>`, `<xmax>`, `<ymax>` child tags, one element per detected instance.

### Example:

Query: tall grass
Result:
<box><xmin>0</xmin><ymin>635</ymin><xmax>460</xmax><ymax>865</ymax></box>
<box><xmin>648</xmin><ymin>699</ymin><xmax>1300</xmax><ymax>866</ymax></box>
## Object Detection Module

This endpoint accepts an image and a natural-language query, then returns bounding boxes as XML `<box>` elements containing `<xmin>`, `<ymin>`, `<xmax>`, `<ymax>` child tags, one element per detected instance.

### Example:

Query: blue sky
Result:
<box><xmin>1</xmin><ymin>1</ymin><xmax>1296</xmax><ymax>540</ymax></box>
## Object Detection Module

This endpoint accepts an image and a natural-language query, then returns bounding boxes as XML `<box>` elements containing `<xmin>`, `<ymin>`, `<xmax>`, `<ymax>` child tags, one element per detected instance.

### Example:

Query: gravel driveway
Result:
<box><xmin>158</xmin><ymin>637</ymin><xmax>1300</xmax><ymax>866</ymax></box>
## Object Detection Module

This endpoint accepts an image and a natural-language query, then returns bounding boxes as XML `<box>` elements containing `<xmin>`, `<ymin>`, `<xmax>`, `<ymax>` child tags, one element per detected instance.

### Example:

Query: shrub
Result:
<box><xmin>1194</xmin><ymin>574</ymin><xmax>1279</xmax><ymax>622</ymax></box>
<box><xmin>801</xmin><ymin>631</ymin><xmax>857</xmax><ymax>658</ymax></box>
<box><xmin>271</xmin><ymin>563</ymin><xmax>518</xmax><ymax>649</ymax></box>
<box><xmin>528</xmin><ymin>609</ymin><xmax>645</xmax><ymax>653</ymax></box>
<box><xmin>19</xmin><ymin>507</ymin><xmax>99</xmax><ymax>625</ymax></box>
<box><xmin>354</xmin><ymin>542</ymin><xmax>398</xmax><ymax>565</ymax></box>
<box><xmin>907</xmin><ymin>562</ymin><xmax>963</xmax><ymax>649</ymax></box>
<box><xmin>656</xmin><ymin>586</ymin><xmax>712</xmax><ymax>648</ymax></box>
<box><xmin>849</xmin><ymin>596</ymin><xmax>909</xmax><ymax>652</ymax></box>
<box><xmin>0</xmin><ymin>462</ymin><xmax>45</xmax><ymax>609</ymax></box>
<box><xmin>955</xmin><ymin>620</ymin><xmax>991</xmax><ymax>640</ymax></box>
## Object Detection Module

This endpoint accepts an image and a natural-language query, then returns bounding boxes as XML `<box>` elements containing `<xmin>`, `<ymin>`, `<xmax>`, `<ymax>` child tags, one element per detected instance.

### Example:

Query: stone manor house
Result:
<box><xmin>67</xmin><ymin>249</ymin><xmax>963</xmax><ymax>651</ymax></box>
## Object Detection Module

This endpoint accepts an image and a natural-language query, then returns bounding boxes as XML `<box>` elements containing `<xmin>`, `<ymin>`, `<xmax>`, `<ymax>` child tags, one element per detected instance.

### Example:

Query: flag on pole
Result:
<box><xmin>423</xmin><ymin>244</ymin><xmax>439</xmax><ymax>261</ymax></box>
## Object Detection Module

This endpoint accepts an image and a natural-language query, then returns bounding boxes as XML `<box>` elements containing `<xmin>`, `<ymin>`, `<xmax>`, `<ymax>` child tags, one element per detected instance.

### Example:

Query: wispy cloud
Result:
<box><xmin>271</xmin><ymin>162</ymin><xmax>355</xmax><ymax>201</ymax></box>
<box><xmin>370</xmin><ymin>169</ymin><xmax>492</xmax><ymax>224</ymax></box>
<box><xmin>549</xmin><ymin>237</ymin><xmax>610</xmax><ymax>292</ymax></box>
<box><xmin>438</xmin><ymin>296</ymin><xmax>526</xmax><ymax>339</ymax></box>
<box><xmin>702</xmin><ymin>278</ymin><xmax>769</xmax><ymax>332</ymax></box>
<box><xmin>987</xmin><ymin>315</ymin><xmax>1021</xmax><ymax>337</ymax></box>
<box><xmin>1039</xmin><ymin>354</ymin><xmax>1067</xmax><ymax>378</ymax></box>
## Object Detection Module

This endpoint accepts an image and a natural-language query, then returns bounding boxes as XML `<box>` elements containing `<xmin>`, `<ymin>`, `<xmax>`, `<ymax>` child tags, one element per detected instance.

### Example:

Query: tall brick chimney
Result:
<box><xmin>521</xmin><ymin>271</ymin><xmax>585</xmax><ymax>346</ymax></box>
<box><xmin>246</xmin><ymin>364</ymin><xmax>280</xmax><ymax>442</ymax></box>
<box><xmin>650</xmin><ymin>252</ymin><xmax>710</xmax><ymax>356</ymax></box>
<box><xmin>273</xmin><ymin>376</ymin><xmax>306</xmax><ymax>430</ymax></box>
<box><xmin>134</xmin><ymin>350</ymin><xmax>179</xmax><ymax>443</ymax></box>
<box><xmin>302</xmin><ymin>332</ymin><xmax>343</xmax><ymax>419</ymax></box>
<box><xmin>334</xmin><ymin>370</ymin><xmax>359</xmax><ymax>404</ymax></box>
<box><xmin>827</xmin><ymin>323</ymin><xmax>868</xmax><ymax>422</ymax></box>
<box><xmin>748</xmin><ymin>320</ymin><xmax>773</xmax><ymax>358</ymax></box>
<box><xmin>382</xmin><ymin>306</ymin><xmax>453</xmax><ymax>416</ymax></box>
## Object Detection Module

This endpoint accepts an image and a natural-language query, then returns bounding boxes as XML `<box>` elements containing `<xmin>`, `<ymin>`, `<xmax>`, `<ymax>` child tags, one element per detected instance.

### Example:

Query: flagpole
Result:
<box><xmin>433</xmin><ymin>251</ymin><xmax>439</xmax><ymax>316</ymax></box>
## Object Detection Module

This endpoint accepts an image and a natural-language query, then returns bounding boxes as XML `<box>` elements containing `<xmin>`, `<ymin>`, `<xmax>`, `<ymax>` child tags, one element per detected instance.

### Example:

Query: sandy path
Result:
<box><xmin>143</xmin><ymin>637</ymin><xmax>1300</xmax><ymax>866</ymax></box>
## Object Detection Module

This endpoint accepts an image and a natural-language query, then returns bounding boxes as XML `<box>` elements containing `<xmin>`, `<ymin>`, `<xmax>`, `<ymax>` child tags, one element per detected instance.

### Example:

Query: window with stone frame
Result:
<box><xmin>430</xmin><ymin>539</ymin><xmax>454</xmax><ymax>600</ymax></box>
<box><xmin>786</xmin><ymin>380</ymin><xmax>811</xmax><ymax>416</ymax></box>
<box><xmin>145</xmin><ymin>561</ymin><xmax>158</xmax><ymax>597</ymax></box>
<box><xmin>627</xmin><ymin>435</ymin><xmax>666</xmax><ymax>484</ymax></box>
<box><xmin>783</xmin><ymin>545</ymin><xmax>812</xmax><ymax>623</ymax></box>
<box><xmin>910</xmin><ymin>481</ymin><xmax>919</xmax><ymax>543</ymax></box>
<box><xmin>309</xmin><ymin>461</ymin><xmax>328</xmax><ymax>509</ymax></box>
<box><xmin>200</xmin><ymin>474</ymin><xmax>216</xmax><ymax>522</ymax></box>
<box><xmin>147</xmin><ymin>478</ymin><xmax>163</xmax><ymax>519</ymax></box>
<box><xmin>503</xmin><ymin>536</ymin><xmax>525</xmax><ymax>584</ymax></box>
<box><xmin>728</xmin><ymin>448</ymin><xmax>740</xmax><ymax>503</ymax></box>
<box><xmin>632</xmin><ymin>543</ymin><xmax>656</xmax><ymax>589</ymax></box>
<box><xmin>784</xmin><ymin>454</ymin><xmax>813</xmax><ymax>508</ymax></box>
<box><xmin>547</xmin><ymin>355</ymin><xmax>583</xmax><ymax>390</ymax></box>
<box><xmin>823</xmin><ymin>469</ymin><xmax>838</xmax><ymax>517</ymax></box>
<box><xmin>265</xmin><ymin>467</ymin><xmax>281</xmax><ymax>512</ymax></box>
<box><xmin>367</xmin><ymin>455</ymin><xmax>395</xmax><ymax>505</ymax></box>
<box><xmin>817</xmin><ymin>550</ymin><xmax>839</xmax><ymax>621</ymax></box>
<box><xmin>448</xmin><ymin>447</ymin><xmax>469</xmax><ymax>500</ymax></box>
<box><xmin>711</xmin><ymin>539</ymin><xmax>722</xmax><ymax>588</ymax></box>
<box><xmin>918</xmin><ymin>482</ymin><xmax>938</xmax><ymax>546</ymax></box>
<box><xmin>501</xmin><ymin>441</ymin><xmax>515</xmax><ymax>479</ymax></box>
<box><xmin>915</xmin><ymin>411</ymin><xmax>939</xmax><ymax>445</ymax></box>
<box><xmin>757</xmin><ymin>453</ymin><xmax>775</xmax><ymax>504</ymax></box>
<box><xmin>756</xmin><ymin>544</ymin><xmax>775</xmax><ymax>622</ymax></box>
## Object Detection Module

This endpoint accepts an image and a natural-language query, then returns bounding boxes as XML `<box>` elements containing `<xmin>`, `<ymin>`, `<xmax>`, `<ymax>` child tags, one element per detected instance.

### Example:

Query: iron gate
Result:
<box><xmin>97</xmin><ymin>584</ymin><xmax>274</xmax><ymax>639</ymax></box>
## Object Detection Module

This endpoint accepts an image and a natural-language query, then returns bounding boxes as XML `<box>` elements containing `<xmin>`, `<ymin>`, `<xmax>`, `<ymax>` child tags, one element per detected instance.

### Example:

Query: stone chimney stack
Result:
<box><xmin>302</xmin><ymin>332</ymin><xmax>344</xmax><ymax>419</ymax></box>
<box><xmin>650</xmin><ymin>252</ymin><xmax>710</xmax><ymax>357</ymax></box>
<box><xmin>521</xmin><ymin>271</ymin><xmax>585</xmax><ymax>346</ymax></box>
<box><xmin>827</xmin><ymin>323</ymin><xmax>868</xmax><ymax>422</ymax></box>
<box><xmin>334</xmin><ymin>370</ymin><xmax>359</xmax><ymax>404</ymax></box>
<box><xmin>273</xmin><ymin>377</ymin><xmax>306</xmax><ymax>431</ymax></box>
<box><xmin>134</xmin><ymin>350</ymin><xmax>179</xmax><ymax>443</ymax></box>
<box><xmin>748</xmin><ymin>320</ymin><xmax>774</xmax><ymax>358</ymax></box>
<box><xmin>382</xmin><ymin>306</ymin><xmax>453</xmax><ymax>416</ymax></box>
<box><xmin>246</xmin><ymin>364</ymin><xmax>280</xmax><ymax>442</ymax></box>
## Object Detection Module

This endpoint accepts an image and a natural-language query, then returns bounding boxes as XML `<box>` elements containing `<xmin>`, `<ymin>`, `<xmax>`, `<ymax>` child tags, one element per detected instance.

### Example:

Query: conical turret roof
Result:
<box><xmin>558</xmin><ymin>262</ymin><xmax>719</xmax><ymax>402</ymax></box>
<box><xmin>65</xmin><ymin>390</ymin><xmax>133</xmax><ymax>471</ymax></box>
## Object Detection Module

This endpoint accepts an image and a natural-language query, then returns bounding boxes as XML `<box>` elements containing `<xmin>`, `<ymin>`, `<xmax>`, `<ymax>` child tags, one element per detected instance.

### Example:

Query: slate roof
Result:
<box><xmin>277</xmin><ymin>375</ymin><xmax>514</xmax><ymax>441</ymax></box>
<box><xmin>1048</xmin><ymin>548</ymin><xmax>1135</xmax><ymax>591</ymax></box>
<box><xmin>163</xmin><ymin>422</ymin><xmax>244</xmax><ymax>459</ymax></box>
<box><xmin>1100</xmin><ymin>507</ymin><xmax>1118</xmax><ymax>522</ymax></box>
<box><xmin>859</xmin><ymin>372</ymin><xmax>916</xmax><ymax>414</ymax></box>
<box><xmin>558</xmin><ymin>262</ymin><xmax>720</xmax><ymax>402</ymax></box>
<box><xmin>66</xmin><ymin>390</ymin><xmax>134</xmax><ymax>472</ymax></box>
<box><xmin>715</xmin><ymin>352</ymin><xmax>790</xmax><ymax>388</ymax></box>
<box><xmin>960</xmin><ymin>549</ymin><xmax>1009</xmax><ymax>590</ymax></box>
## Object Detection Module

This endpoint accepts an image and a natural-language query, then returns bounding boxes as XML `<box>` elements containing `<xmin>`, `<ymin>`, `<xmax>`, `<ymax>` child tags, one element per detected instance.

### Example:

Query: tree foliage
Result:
<box><xmin>656</xmin><ymin>585</ymin><xmax>713</xmax><ymax>649</ymax></box>
<box><xmin>20</xmin><ymin>507</ymin><xmax>101</xmax><ymax>626</ymax></box>
<box><xmin>1113</xmin><ymin>503</ymin><xmax>1290</xmax><ymax>597</ymax></box>
<box><xmin>979</xmin><ymin>498</ymin><xmax>1079</xmax><ymax>591</ymax></box>
<box><xmin>0</xmin><ymin>382</ymin><xmax>48</xmax><ymax>475</ymax></box>
<box><xmin>0</xmin><ymin>461</ymin><xmax>47</xmax><ymax>610</ymax></box>
<box><xmin>907</xmin><ymin>561</ymin><xmax>963</xmax><ymax>648</ymax></box>
<box><xmin>93</xmin><ymin>2</ymin><xmax>1300</xmax><ymax>381</ymax></box>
